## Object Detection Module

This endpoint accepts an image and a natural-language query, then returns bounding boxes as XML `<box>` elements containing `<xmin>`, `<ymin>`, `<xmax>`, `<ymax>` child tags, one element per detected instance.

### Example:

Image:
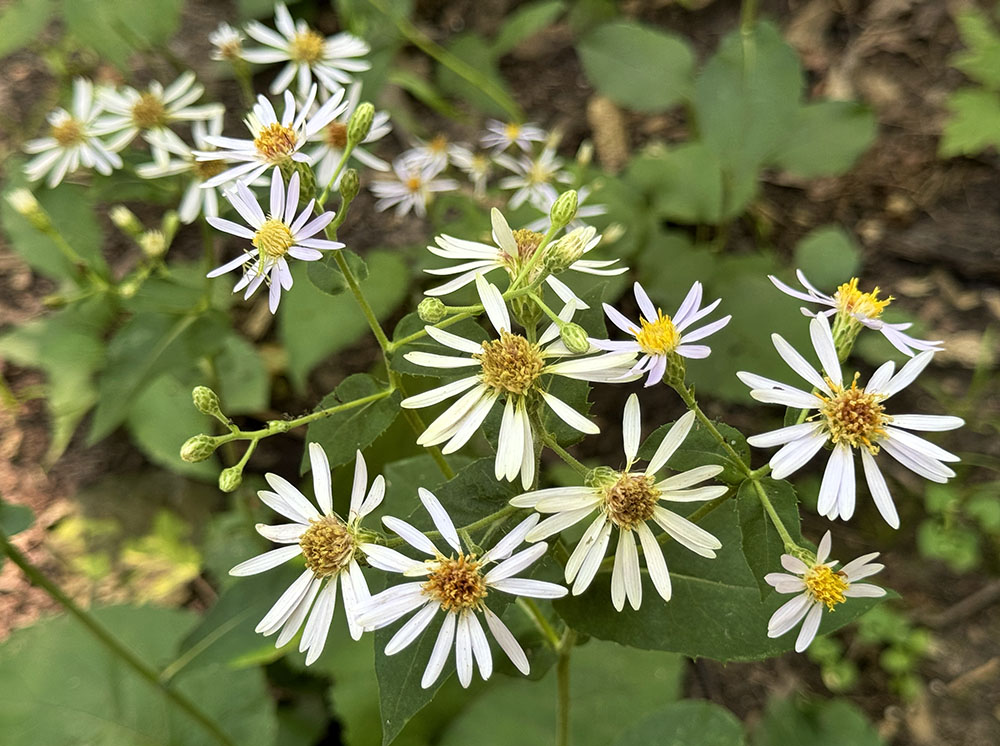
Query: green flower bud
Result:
<box><xmin>339</xmin><ymin>168</ymin><xmax>360</xmax><ymax>203</ymax></box>
<box><xmin>663</xmin><ymin>352</ymin><xmax>686</xmax><ymax>388</ymax></box>
<box><xmin>347</xmin><ymin>103</ymin><xmax>375</xmax><ymax>145</ymax></box>
<box><xmin>139</xmin><ymin>229</ymin><xmax>166</xmax><ymax>258</ymax></box>
<box><xmin>218</xmin><ymin>466</ymin><xmax>243</xmax><ymax>493</ymax></box>
<box><xmin>161</xmin><ymin>210</ymin><xmax>180</xmax><ymax>245</ymax></box>
<box><xmin>192</xmin><ymin>386</ymin><xmax>222</xmax><ymax>417</ymax></box>
<box><xmin>544</xmin><ymin>226</ymin><xmax>595</xmax><ymax>274</ymax></box>
<box><xmin>559</xmin><ymin>323</ymin><xmax>591</xmax><ymax>354</ymax></box>
<box><xmin>585</xmin><ymin>466</ymin><xmax>618</xmax><ymax>490</ymax></box>
<box><xmin>512</xmin><ymin>295</ymin><xmax>543</xmax><ymax>327</ymax></box>
<box><xmin>549</xmin><ymin>190</ymin><xmax>578</xmax><ymax>230</ymax></box>
<box><xmin>278</xmin><ymin>159</ymin><xmax>316</xmax><ymax>204</ymax></box>
<box><xmin>181</xmin><ymin>434</ymin><xmax>218</xmax><ymax>463</ymax></box>
<box><xmin>418</xmin><ymin>297</ymin><xmax>447</xmax><ymax>323</ymax></box>
<box><xmin>109</xmin><ymin>205</ymin><xmax>144</xmax><ymax>238</ymax></box>
<box><xmin>6</xmin><ymin>189</ymin><xmax>50</xmax><ymax>231</ymax></box>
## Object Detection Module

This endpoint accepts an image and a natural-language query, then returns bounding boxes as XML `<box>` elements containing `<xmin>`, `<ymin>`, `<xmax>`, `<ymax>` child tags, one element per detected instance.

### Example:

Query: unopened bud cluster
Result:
<box><xmin>559</xmin><ymin>323</ymin><xmax>591</xmax><ymax>354</ymax></box>
<box><xmin>181</xmin><ymin>434</ymin><xmax>219</xmax><ymax>463</ymax></box>
<box><xmin>340</xmin><ymin>168</ymin><xmax>360</xmax><ymax>203</ymax></box>
<box><xmin>348</xmin><ymin>103</ymin><xmax>375</xmax><ymax>145</ymax></box>
<box><xmin>549</xmin><ymin>190</ymin><xmax>578</xmax><ymax>230</ymax></box>
<box><xmin>418</xmin><ymin>297</ymin><xmax>447</xmax><ymax>323</ymax></box>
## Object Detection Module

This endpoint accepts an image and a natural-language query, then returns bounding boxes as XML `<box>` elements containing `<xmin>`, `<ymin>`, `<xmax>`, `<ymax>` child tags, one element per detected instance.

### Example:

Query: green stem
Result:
<box><xmin>671</xmin><ymin>382</ymin><xmax>751</xmax><ymax>477</ymax></box>
<box><xmin>363</xmin><ymin>0</ymin><xmax>523</xmax><ymax>121</ymax></box>
<box><xmin>0</xmin><ymin>531</ymin><xmax>236</xmax><ymax>746</ymax></box>
<box><xmin>750</xmin><ymin>478</ymin><xmax>799</xmax><ymax>554</ymax></box>
<box><xmin>333</xmin><ymin>250</ymin><xmax>392</xmax><ymax>351</ymax></box>
<box><xmin>541</xmin><ymin>432</ymin><xmax>589</xmax><ymax>476</ymax></box>
<box><xmin>384</xmin><ymin>504</ymin><xmax>520</xmax><ymax>548</ymax></box>
<box><xmin>317</xmin><ymin>145</ymin><xmax>355</xmax><ymax>208</ymax></box>
<box><xmin>517</xmin><ymin>598</ymin><xmax>561</xmax><ymax>650</ymax></box>
<box><xmin>527</xmin><ymin>291</ymin><xmax>564</xmax><ymax>327</ymax></box>
<box><xmin>555</xmin><ymin>627</ymin><xmax>575</xmax><ymax>746</ymax></box>
<box><xmin>512</xmin><ymin>223</ymin><xmax>559</xmax><ymax>289</ymax></box>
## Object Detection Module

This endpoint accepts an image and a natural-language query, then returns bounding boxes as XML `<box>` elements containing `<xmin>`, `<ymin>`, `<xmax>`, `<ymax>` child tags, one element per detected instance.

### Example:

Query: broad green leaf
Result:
<box><xmin>751</xmin><ymin>696</ymin><xmax>884</xmax><ymax>746</ymax></box>
<box><xmin>793</xmin><ymin>225</ymin><xmax>861</xmax><ymax>289</ymax></box>
<box><xmin>614</xmin><ymin>701</ymin><xmax>745</xmax><ymax>746</ymax></box>
<box><xmin>648</xmin><ymin>143</ymin><xmax>726</xmax><ymax>224</ymax></box>
<box><xmin>438</xmin><ymin>640</ymin><xmax>684</xmax><ymax>746</ymax></box>
<box><xmin>493</xmin><ymin>0</ymin><xmax>564</xmax><ymax>55</ymax></box>
<box><xmin>694</xmin><ymin>22</ymin><xmax>802</xmax><ymax>214</ymax></box>
<box><xmin>279</xmin><ymin>251</ymin><xmax>409</xmax><ymax>390</ymax></box>
<box><xmin>386</xmin><ymin>69</ymin><xmax>462</xmax><ymax>119</ymax></box>
<box><xmin>736</xmin><ymin>478</ymin><xmax>802</xmax><ymax>599</ymax></box>
<box><xmin>384</xmin><ymin>453</ymin><xmax>462</xmax><ymax>505</ymax></box>
<box><xmin>1</xmin><ymin>164</ymin><xmax>108</xmax><ymax>281</ymax></box>
<box><xmin>952</xmin><ymin>7</ymin><xmax>1000</xmax><ymax>90</ymax></box>
<box><xmin>0</xmin><ymin>0</ymin><xmax>54</xmax><ymax>57</ymax></box>
<box><xmin>214</xmin><ymin>334</ymin><xmax>270</xmax><ymax>414</ymax></box>
<box><xmin>638</xmin><ymin>418</ymin><xmax>750</xmax><ymax>486</ymax></box>
<box><xmin>436</xmin><ymin>32</ymin><xmax>515</xmax><ymax>118</ymax></box>
<box><xmin>774</xmin><ymin>101</ymin><xmax>876</xmax><ymax>178</ymax></box>
<box><xmin>0</xmin><ymin>297</ymin><xmax>113</xmax><ymax>462</ymax></box>
<box><xmin>577</xmin><ymin>21</ymin><xmax>694</xmax><ymax>113</ymax></box>
<box><xmin>0</xmin><ymin>606</ymin><xmax>278</xmax><ymax>745</ymax></box>
<box><xmin>89</xmin><ymin>310</ymin><xmax>230</xmax><ymax>442</ymax></box>
<box><xmin>306</xmin><ymin>249</ymin><xmax>369</xmax><ymax>296</ymax></box>
<box><xmin>63</xmin><ymin>0</ymin><xmax>185</xmax><ymax>67</ymax></box>
<box><xmin>0</xmin><ymin>498</ymin><xmax>34</xmax><ymax>537</ymax></box>
<box><xmin>127</xmin><ymin>374</ymin><xmax>218</xmax><ymax>479</ymax></box>
<box><xmin>303</xmin><ymin>373</ymin><xmax>402</xmax><ymax>471</ymax></box>
<box><xmin>374</xmin><ymin>458</ymin><xmax>522</xmax><ymax>745</ymax></box>
<box><xmin>554</xmin><ymin>501</ymin><xmax>888</xmax><ymax>660</ymax></box>
<box><xmin>940</xmin><ymin>88</ymin><xmax>1000</xmax><ymax>157</ymax></box>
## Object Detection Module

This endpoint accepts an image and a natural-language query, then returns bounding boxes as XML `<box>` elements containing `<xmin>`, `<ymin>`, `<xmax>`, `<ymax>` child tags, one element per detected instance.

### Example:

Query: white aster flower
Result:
<box><xmin>495</xmin><ymin>146</ymin><xmax>572</xmax><ymax>210</ymax></box>
<box><xmin>402</xmin><ymin>134</ymin><xmax>453</xmax><ymax>173</ymax></box>
<box><xmin>243</xmin><ymin>2</ymin><xmax>370</xmax><ymax>98</ymax></box>
<box><xmin>401</xmin><ymin>275</ymin><xmax>639</xmax><ymax>488</ymax></box>
<box><xmin>424</xmin><ymin>207</ymin><xmax>625</xmax><ymax>309</ymax></box>
<box><xmin>95</xmin><ymin>72</ymin><xmax>223</xmax><ymax>164</ymax></box>
<box><xmin>594</xmin><ymin>281</ymin><xmax>732</xmax><ymax>387</ymax></box>
<box><xmin>306</xmin><ymin>82</ymin><xmax>390</xmax><ymax>188</ymax></box>
<box><xmin>356</xmin><ymin>489</ymin><xmax>566</xmax><ymax>688</ymax></box>
<box><xmin>447</xmin><ymin>144</ymin><xmax>492</xmax><ymax>197</ymax></box>
<box><xmin>207</xmin><ymin>167</ymin><xmax>343</xmax><ymax>313</ymax></box>
<box><xmin>137</xmin><ymin>117</ymin><xmax>233</xmax><ymax>224</ymax></box>
<box><xmin>523</xmin><ymin>185</ymin><xmax>608</xmax><ymax>232</ymax></box>
<box><xmin>195</xmin><ymin>86</ymin><xmax>344</xmax><ymax>189</ymax></box>
<box><xmin>480</xmin><ymin>119</ymin><xmax>547</xmax><ymax>153</ymax></box>
<box><xmin>766</xmin><ymin>531</ymin><xmax>886</xmax><ymax>652</ymax></box>
<box><xmin>210</xmin><ymin>22</ymin><xmax>244</xmax><ymax>61</ymax></box>
<box><xmin>229</xmin><ymin>444</ymin><xmax>384</xmax><ymax>664</ymax></box>
<box><xmin>23</xmin><ymin>78</ymin><xmax>123</xmax><ymax>187</ymax></box>
<box><xmin>512</xmin><ymin>397</ymin><xmax>726</xmax><ymax>610</ymax></box>
<box><xmin>371</xmin><ymin>156</ymin><xmax>458</xmax><ymax>218</ymax></box>
<box><xmin>738</xmin><ymin>314</ymin><xmax>964</xmax><ymax>528</ymax></box>
<box><xmin>769</xmin><ymin>270</ymin><xmax>942</xmax><ymax>357</ymax></box>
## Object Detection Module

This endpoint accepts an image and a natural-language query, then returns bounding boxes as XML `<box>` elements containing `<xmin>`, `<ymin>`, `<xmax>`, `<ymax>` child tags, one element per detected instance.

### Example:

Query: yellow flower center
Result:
<box><xmin>504</xmin><ymin>122</ymin><xmax>521</xmax><ymax>140</ymax></box>
<box><xmin>804</xmin><ymin>563</ymin><xmax>849</xmax><ymax>610</ymax></box>
<box><xmin>324</xmin><ymin>121</ymin><xmax>348</xmax><ymax>149</ymax></box>
<box><xmin>290</xmin><ymin>29</ymin><xmax>325</xmax><ymax>64</ymax></box>
<box><xmin>422</xmin><ymin>553</ymin><xmax>488</xmax><ymax>612</ymax></box>
<box><xmin>405</xmin><ymin>175</ymin><xmax>422</xmax><ymax>192</ymax></box>
<box><xmin>834</xmin><ymin>278</ymin><xmax>892</xmax><ymax>320</ymax></box>
<box><xmin>193</xmin><ymin>159</ymin><xmax>227</xmax><ymax>180</ymax></box>
<box><xmin>252</xmin><ymin>218</ymin><xmax>295</xmax><ymax>259</ymax></box>
<box><xmin>429</xmin><ymin>134</ymin><xmax>448</xmax><ymax>154</ymax></box>
<box><xmin>254</xmin><ymin>123</ymin><xmax>298</xmax><ymax>162</ymax></box>
<box><xmin>475</xmin><ymin>330</ymin><xmax>545</xmax><ymax>395</ymax></box>
<box><xmin>299</xmin><ymin>515</ymin><xmax>355</xmax><ymax>577</ymax></box>
<box><xmin>818</xmin><ymin>372</ymin><xmax>889</xmax><ymax>453</ymax></box>
<box><xmin>51</xmin><ymin>118</ymin><xmax>84</xmax><ymax>146</ymax></box>
<box><xmin>131</xmin><ymin>92</ymin><xmax>167</xmax><ymax>129</ymax></box>
<box><xmin>603</xmin><ymin>473</ymin><xmax>660</xmax><ymax>529</ymax></box>
<box><xmin>633</xmin><ymin>311</ymin><xmax>680</xmax><ymax>356</ymax></box>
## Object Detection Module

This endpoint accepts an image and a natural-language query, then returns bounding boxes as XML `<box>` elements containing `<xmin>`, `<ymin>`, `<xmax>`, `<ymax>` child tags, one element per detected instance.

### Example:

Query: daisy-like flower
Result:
<box><xmin>242</xmin><ymin>2</ymin><xmax>370</xmax><ymax>98</ymax></box>
<box><xmin>495</xmin><ymin>146</ymin><xmax>571</xmax><ymax>210</ymax></box>
<box><xmin>480</xmin><ymin>119</ymin><xmax>547</xmax><ymax>153</ymax></box>
<box><xmin>402</xmin><ymin>135</ymin><xmax>453</xmax><ymax>173</ymax></box>
<box><xmin>371</xmin><ymin>156</ymin><xmax>458</xmax><ymax>218</ymax></box>
<box><xmin>594</xmin><ymin>281</ymin><xmax>732</xmax><ymax>388</ymax></box>
<box><xmin>207</xmin><ymin>168</ymin><xmax>343</xmax><ymax>313</ymax></box>
<box><xmin>424</xmin><ymin>208</ymin><xmax>625</xmax><ymax>309</ymax></box>
<box><xmin>196</xmin><ymin>86</ymin><xmax>344</xmax><ymax>189</ymax></box>
<box><xmin>137</xmin><ymin>117</ymin><xmax>233</xmax><ymax>224</ymax></box>
<box><xmin>228</xmin><ymin>444</ymin><xmax>384</xmax><ymax>665</ymax></box>
<box><xmin>766</xmin><ymin>531</ymin><xmax>885</xmax><ymax>652</ymax></box>
<box><xmin>210</xmin><ymin>22</ymin><xmax>244</xmax><ymax>61</ymax></box>
<box><xmin>738</xmin><ymin>314</ymin><xmax>964</xmax><ymax>528</ymax></box>
<box><xmin>356</xmin><ymin>489</ymin><xmax>566</xmax><ymax>689</ymax></box>
<box><xmin>511</xmin><ymin>397</ymin><xmax>726</xmax><ymax>610</ymax></box>
<box><xmin>524</xmin><ymin>185</ymin><xmax>608</xmax><ymax>233</ymax></box>
<box><xmin>95</xmin><ymin>72</ymin><xmax>223</xmax><ymax>164</ymax></box>
<box><xmin>306</xmin><ymin>82</ymin><xmax>390</xmax><ymax>188</ymax></box>
<box><xmin>447</xmin><ymin>144</ymin><xmax>492</xmax><ymax>197</ymax></box>
<box><xmin>769</xmin><ymin>270</ymin><xmax>942</xmax><ymax>357</ymax></box>
<box><xmin>402</xmin><ymin>275</ymin><xmax>638</xmax><ymax>488</ymax></box>
<box><xmin>23</xmin><ymin>78</ymin><xmax>123</xmax><ymax>187</ymax></box>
